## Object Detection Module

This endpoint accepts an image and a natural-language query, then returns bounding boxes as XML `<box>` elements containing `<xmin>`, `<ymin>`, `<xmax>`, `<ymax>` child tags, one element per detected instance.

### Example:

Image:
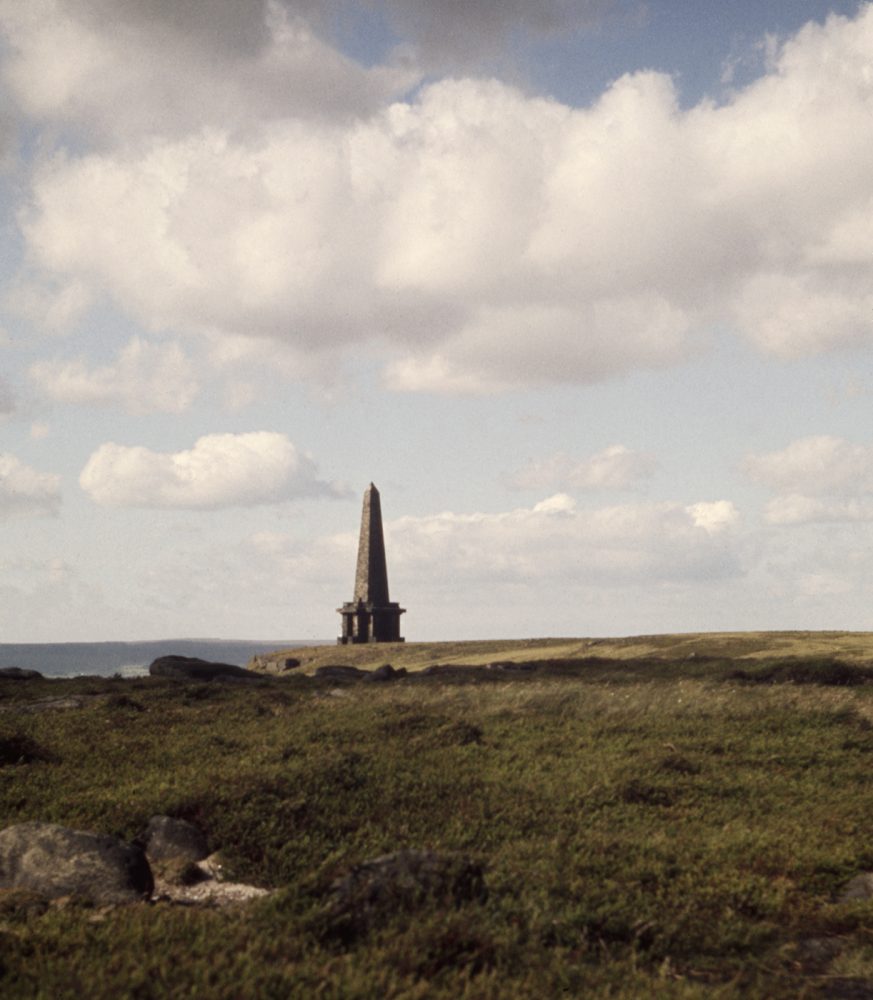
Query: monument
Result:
<box><xmin>337</xmin><ymin>483</ymin><xmax>405</xmax><ymax>644</ymax></box>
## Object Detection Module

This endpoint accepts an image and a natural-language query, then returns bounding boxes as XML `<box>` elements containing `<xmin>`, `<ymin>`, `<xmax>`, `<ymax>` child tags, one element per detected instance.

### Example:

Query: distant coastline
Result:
<box><xmin>0</xmin><ymin>639</ymin><xmax>332</xmax><ymax>678</ymax></box>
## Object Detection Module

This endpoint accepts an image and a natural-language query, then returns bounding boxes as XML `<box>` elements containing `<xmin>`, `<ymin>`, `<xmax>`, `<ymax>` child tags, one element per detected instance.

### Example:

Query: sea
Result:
<box><xmin>0</xmin><ymin>640</ymin><xmax>332</xmax><ymax>679</ymax></box>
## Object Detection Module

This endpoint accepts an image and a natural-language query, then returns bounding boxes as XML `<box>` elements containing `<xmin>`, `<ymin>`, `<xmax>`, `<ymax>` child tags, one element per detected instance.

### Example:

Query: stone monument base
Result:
<box><xmin>337</xmin><ymin>601</ymin><xmax>405</xmax><ymax>644</ymax></box>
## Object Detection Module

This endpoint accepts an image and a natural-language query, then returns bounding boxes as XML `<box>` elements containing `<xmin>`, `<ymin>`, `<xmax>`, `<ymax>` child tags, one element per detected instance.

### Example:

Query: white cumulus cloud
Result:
<box><xmin>508</xmin><ymin>444</ymin><xmax>657</xmax><ymax>491</ymax></box>
<box><xmin>686</xmin><ymin>500</ymin><xmax>740</xmax><ymax>535</ymax></box>
<box><xmin>79</xmin><ymin>432</ymin><xmax>345</xmax><ymax>509</ymax></box>
<box><xmin>745</xmin><ymin>435</ymin><xmax>873</xmax><ymax>496</ymax></box>
<box><xmin>8</xmin><ymin>5</ymin><xmax>873</xmax><ymax>391</ymax></box>
<box><xmin>746</xmin><ymin>435</ymin><xmax>873</xmax><ymax>525</ymax></box>
<box><xmin>386</xmin><ymin>494</ymin><xmax>742</xmax><ymax>586</ymax></box>
<box><xmin>0</xmin><ymin>452</ymin><xmax>61</xmax><ymax>518</ymax></box>
<box><xmin>236</xmin><ymin>490</ymin><xmax>745</xmax><ymax>638</ymax></box>
<box><xmin>764</xmin><ymin>495</ymin><xmax>873</xmax><ymax>526</ymax></box>
<box><xmin>30</xmin><ymin>337</ymin><xmax>199</xmax><ymax>413</ymax></box>
<box><xmin>0</xmin><ymin>0</ymin><xmax>415</xmax><ymax>140</ymax></box>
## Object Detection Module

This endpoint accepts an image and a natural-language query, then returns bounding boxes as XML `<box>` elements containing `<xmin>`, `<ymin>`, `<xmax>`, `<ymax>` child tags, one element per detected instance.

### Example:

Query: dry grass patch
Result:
<box><xmin>250</xmin><ymin>630</ymin><xmax>873</xmax><ymax>675</ymax></box>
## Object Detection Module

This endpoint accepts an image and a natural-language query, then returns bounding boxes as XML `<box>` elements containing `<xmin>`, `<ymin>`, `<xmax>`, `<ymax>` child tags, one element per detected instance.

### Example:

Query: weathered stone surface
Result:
<box><xmin>142</xmin><ymin>816</ymin><xmax>208</xmax><ymax>864</ymax></box>
<box><xmin>338</xmin><ymin>484</ymin><xmax>405</xmax><ymax>644</ymax></box>
<box><xmin>314</xmin><ymin>665</ymin><xmax>367</xmax><ymax>681</ymax></box>
<box><xmin>315</xmin><ymin>664</ymin><xmax>409</xmax><ymax>682</ymax></box>
<box><xmin>324</xmin><ymin>850</ymin><xmax>486</xmax><ymax>940</ymax></box>
<box><xmin>152</xmin><ymin>857</ymin><xmax>207</xmax><ymax>887</ymax></box>
<box><xmin>363</xmin><ymin>664</ymin><xmax>407</xmax><ymax>682</ymax></box>
<box><xmin>839</xmin><ymin>872</ymin><xmax>873</xmax><ymax>902</ymax></box>
<box><xmin>0</xmin><ymin>822</ymin><xmax>153</xmax><ymax>903</ymax></box>
<box><xmin>160</xmin><ymin>877</ymin><xmax>271</xmax><ymax>907</ymax></box>
<box><xmin>0</xmin><ymin>667</ymin><xmax>43</xmax><ymax>680</ymax></box>
<box><xmin>249</xmin><ymin>655</ymin><xmax>301</xmax><ymax>674</ymax></box>
<box><xmin>148</xmin><ymin>655</ymin><xmax>257</xmax><ymax>682</ymax></box>
<box><xmin>151</xmin><ymin>851</ymin><xmax>272</xmax><ymax>907</ymax></box>
<box><xmin>486</xmin><ymin>661</ymin><xmax>538</xmax><ymax>673</ymax></box>
<box><xmin>354</xmin><ymin>484</ymin><xmax>390</xmax><ymax>606</ymax></box>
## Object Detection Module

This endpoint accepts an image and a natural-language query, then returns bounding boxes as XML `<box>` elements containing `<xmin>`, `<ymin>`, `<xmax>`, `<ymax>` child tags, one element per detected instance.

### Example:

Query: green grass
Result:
<box><xmin>0</xmin><ymin>652</ymin><xmax>872</xmax><ymax>998</ymax></box>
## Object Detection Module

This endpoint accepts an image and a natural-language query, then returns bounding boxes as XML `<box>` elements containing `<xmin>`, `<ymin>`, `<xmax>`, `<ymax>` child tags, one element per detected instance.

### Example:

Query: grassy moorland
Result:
<box><xmin>0</xmin><ymin>637</ymin><xmax>872</xmax><ymax>998</ymax></box>
<box><xmin>250</xmin><ymin>630</ymin><xmax>873</xmax><ymax>673</ymax></box>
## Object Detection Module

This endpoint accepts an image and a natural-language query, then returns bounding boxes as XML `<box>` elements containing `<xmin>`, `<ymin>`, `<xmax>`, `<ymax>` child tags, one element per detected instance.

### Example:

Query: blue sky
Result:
<box><xmin>2</xmin><ymin>0</ymin><xmax>873</xmax><ymax>642</ymax></box>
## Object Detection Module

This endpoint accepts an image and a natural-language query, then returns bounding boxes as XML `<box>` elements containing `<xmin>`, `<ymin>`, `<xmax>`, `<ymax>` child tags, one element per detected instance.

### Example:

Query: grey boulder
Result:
<box><xmin>142</xmin><ymin>816</ymin><xmax>208</xmax><ymax>864</ymax></box>
<box><xmin>363</xmin><ymin>664</ymin><xmax>407</xmax><ymax>682</ymax></box>
<box><xmin>0</xmin><ymin>821</ymin><xmax>153</xmax><ymax>903</ymax></box>
<box><xmin>0</xmin><ymin>667</ymin><xmax>43</xmax><ymax>680</ymax></box>
<box><xmin>840</xmin><ymin>872</ymin><xmax>873</xmax><ymax>902</ymax></box>
<box><xmin>249</xmin><ymin>655</ymin><xmax>301</xmax><ymax>673</ymax></box>
<box><xmin>486</xmin><ymin>661</ymin><xmax>538</xmax><ymax>673</ymax></box>
<box><xmin>148</xmin><ymin>655</ymin><xmax>257</xmax><ymax>682</ymax></box>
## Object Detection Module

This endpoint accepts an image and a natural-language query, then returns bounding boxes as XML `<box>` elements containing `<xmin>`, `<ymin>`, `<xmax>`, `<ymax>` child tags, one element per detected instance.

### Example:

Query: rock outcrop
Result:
<box><xmin>137</xmin><ymin>816</ymin><xmax>270</xmax><ymax>907</ymax></box>
<box><xmin>151</xmin><ymin>851</ymin><xmax>271</xmax><ymax>907</ymax></box>
<box><xmin>0</xmin><ymin>822</ymin><xmax>153</xmax><ymax>903</ymax></box>
<box><xmin>148</xmin><ymin>655</ymin><xmax>258</xmax><ymax>682</ymax></box>
<box><xmin>250</xmin><ymin>655</ymin><xmax>301</xmax><ymax>673</ymax></box>
<box><xmin>142</xmin><ymin>815</ymin><xmax>208</xmax><ymax>864</ymax></box>
<box><xmin>0</xmin><ymin>667</ymin><xmax>43</xmax><ymax>680</ymax></box>
<box><xmin>840</xmin><ymin>872</ymin><xmax>873</xmax><ymax>902</ymax></box>
<box><xmin>0</xmin><ymin>818</ymin><xmax>273</xmax><ymax>910</ymax></box>
<box><xmin>362</xmin><ymin>664</ymin><xmax>407</xmax><ymax>682</ymax></box>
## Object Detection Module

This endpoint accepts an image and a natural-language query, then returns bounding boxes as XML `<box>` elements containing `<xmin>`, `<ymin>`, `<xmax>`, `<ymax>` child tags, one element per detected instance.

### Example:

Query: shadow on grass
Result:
<box><xmin>403</xmin><ymin>655</ymin><xmax>873</xmax><ymax>687</ymax></box>
<box><xmin>728</xmin><ymin>658</ymin><xmax>873</xmax><ymax>687</ymax></box>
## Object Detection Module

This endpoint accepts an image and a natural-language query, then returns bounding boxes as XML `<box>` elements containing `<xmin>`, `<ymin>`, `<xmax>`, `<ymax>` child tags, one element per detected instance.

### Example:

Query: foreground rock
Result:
<box><xmin>840</xmin><ymin>872</ymin><xmax>873</xmax><ymax>902</ymax></box>
<box><xmin>152</xmin><ymin>852</ymin><xmax>271</xmax><ymax>908</ymax></box>
<box><xmin>363</xmin><ymin>664</ymin><xmax>407</xmax><ymax>682</ymax></box>
<box><xmin>148</xmin><ymin>655</ymin><xmax>258</xmax><ymax>682</ymax></box>
<box><xmin>142</xmin><ymin>816</ymin><xmax>209</xmax><ymax>864</ymax></box>
<box><xmin>314</xmin><ymin>664</ymin><xmax>407</xmax><ymax>682</ymax></box>
<box><xmin>250</xmin><ymin>655</ymin><xmax>301</xmax><ymax>673</ymax></box>
<box><xmin>487</xmin><ymin>660</ymin><xmax>539</xmax><ymax>673</ymax></box>
<box><xmin>0</xmin><ymin>822</ymin><xmax>153</xmax><ymax>903</ymax></box>
<box><xmin>0</xmin><ymin>667</ymin><xmax>43</xmax><ymax>680</ymax></box>
<box><xmin>137</xmin><ymin>816</ymin><xmax>271</xmax><ymax>908</ymax></box>
<box><xmin>324</xmin><ymin>850</ymin><xmax>486</xmax><ymax>940</ymax></box>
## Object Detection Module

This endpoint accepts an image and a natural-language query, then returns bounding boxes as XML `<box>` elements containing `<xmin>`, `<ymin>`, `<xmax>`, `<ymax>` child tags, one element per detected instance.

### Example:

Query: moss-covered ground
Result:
<box><xmin>1</xmin><ymin>647</ymin><xmax>872</xmax><ymax>998</ymax></box>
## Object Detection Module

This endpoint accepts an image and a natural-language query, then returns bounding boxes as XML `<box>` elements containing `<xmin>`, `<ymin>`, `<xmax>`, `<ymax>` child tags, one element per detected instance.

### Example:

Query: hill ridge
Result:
<box><xmin>248</xmin><ymin>630</ymin><xmax>873</xmax><ymax>674</ymax></box>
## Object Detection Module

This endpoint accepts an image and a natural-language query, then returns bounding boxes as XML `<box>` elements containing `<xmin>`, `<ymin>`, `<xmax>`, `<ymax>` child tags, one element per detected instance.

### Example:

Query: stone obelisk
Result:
<box><xmin>337</xmin><ymin>484</ymin><xmax>405</xmax><ymax>644</ymax></box>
